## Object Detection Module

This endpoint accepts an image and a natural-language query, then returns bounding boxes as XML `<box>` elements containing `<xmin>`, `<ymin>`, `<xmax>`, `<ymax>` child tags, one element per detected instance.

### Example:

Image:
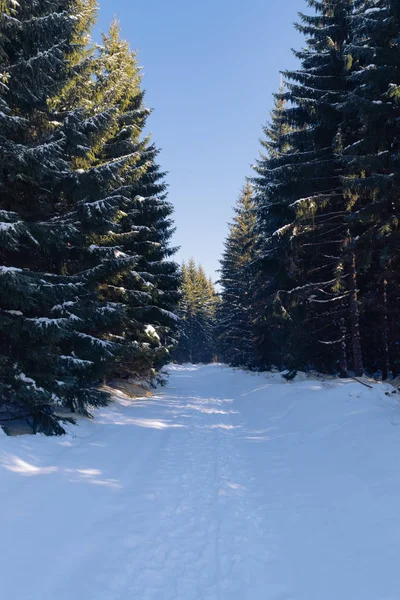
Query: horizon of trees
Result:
<box><xmin>174</xmin><ymin>259</ymin><xmax>218</xmax><ymax>364</ymax></box>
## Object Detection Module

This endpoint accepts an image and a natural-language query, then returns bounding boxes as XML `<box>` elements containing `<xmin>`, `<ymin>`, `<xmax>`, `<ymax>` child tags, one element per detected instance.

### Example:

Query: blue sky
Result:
<box><xmin>96</xmin><ymin>0</ymin><xmax>307</xmax><ymax>281</ymax></box>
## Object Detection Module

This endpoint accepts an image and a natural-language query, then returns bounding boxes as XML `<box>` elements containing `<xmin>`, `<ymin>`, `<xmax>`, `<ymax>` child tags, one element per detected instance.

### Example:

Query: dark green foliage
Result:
<box><xmin>61</xmin><ymin>21</ymin><xmax>180</xmax><ymax>382</ymax></box>
<box><xmin>217</xmin><ymin>183</ymin><xmax>256</xmax><ymax>368</ymax></box>
<box><xmin>250</xmin><ymin>87</ymin><xmax>299</xmax><ymax>371</ymax></box>
<box><xmin>174</xmin><ymin>260</ymin><xmax>218</xmax><ymax>364</ymax></box>
<box><xmin>275</xmin><ymin>0</ymin><xmax>360</xmax><ymax>375</ymax></box>
<box><xmin>0</xmin><ymin>0</ymin><xmax>110</xmax><ymax>434</ymax></box>
<box><xmin>0</xmin><ymin>2</ymin><xmax>178</xmax><ymax>434</ymax></box>
<box><xmin>221</xmin><ymin>0</ymin><xmax>400</xmax><ymax>378</ymax></box>
<box><xmin>338</xmin><ymin>0</ymin><xmax>400</xmax><ymax>377</ymax></box>
<box><xmin>248</xmin><ymin>0</ymin><xmax>374</xmax><ymax>376</ymax></box>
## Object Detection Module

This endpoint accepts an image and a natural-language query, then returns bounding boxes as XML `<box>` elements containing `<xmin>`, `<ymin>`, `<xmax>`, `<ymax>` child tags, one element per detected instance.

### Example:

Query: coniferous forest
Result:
<box><xmin>174</xmin><ymin>259</ymin><xmax>218</xmax><ymax>364</ymax></box>
<box><xmin>218</xmin><ymin>0</ymin><xmax>400</xmax><ymax>380</ymax></box>
<box><xmin>1</xmin><ymin>0</ymin><xmax>400</xmax><ymax>435</ymax></box>
<box><xmin>2</xmin><ymin>3</ymin><xmax>400</xmax><ymax>598</ymax></box>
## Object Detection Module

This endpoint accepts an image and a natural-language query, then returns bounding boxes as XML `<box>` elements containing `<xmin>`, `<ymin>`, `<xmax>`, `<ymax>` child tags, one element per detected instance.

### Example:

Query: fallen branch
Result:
<box><xmin>350</xmin><ymin>376</ymin><xmax>373</xmax><ymax>389</ymax></box>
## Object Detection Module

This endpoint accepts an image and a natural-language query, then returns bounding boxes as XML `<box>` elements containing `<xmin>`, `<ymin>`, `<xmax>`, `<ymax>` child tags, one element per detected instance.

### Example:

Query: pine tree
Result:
<box><xmin>250</xmin><ymin>87</ymin><xmax>298</xmax><ymax>370</ymax></box>
<box><xmin>250</xmin><ymin>1</ymin><xmax>366</xmax><ymax>375</ymax></box>
<box><xmin>91</xmin><ymin>22</ymin><xmax>180</xmax><ymax>380</ymax></box>
<box><xmin>220</xmin><ymin>1</ymin><xmax>399</xmax><ymax>378</ymax></box>
<box><xmin>0</xmin><ymin>0</ymin><xmax>114</xmax><ymax>433</ymax></box>
<box><xmin>0</xmin><ymin>2</ymin><xmax>179</xmax><ymax>434</ymax></box>
<box><xmin>339</xmin><ymin>0</ymin><xmax>400</xmax><ymax>377</ymax></box>
<box><xmin>49</xmin><ymin>0</ymin><xmax>98</xmax><ymax>115</ymax></box>
<box><xmin>217</xmin><ymin>183</ymin><xmax>256</xmax><ymax>367</ymax></box>
<box><xmin>284</xmin><ymin>0</ymin><xmax>364</xmax><ymax>375</ymax></box>
<box><xmin>41</xmin><ymin>10</ymin><xmax>142</xmax><ymax>415</ymax></box>
<box><xmin>57</xmin><ymin>19</ymin><xmax>180</xmax><ymax>382</ymax></box>
<box><xmin>175</xmin><ymin>260</ymin><xmax>217</xmax><ymax>364</ymax></box>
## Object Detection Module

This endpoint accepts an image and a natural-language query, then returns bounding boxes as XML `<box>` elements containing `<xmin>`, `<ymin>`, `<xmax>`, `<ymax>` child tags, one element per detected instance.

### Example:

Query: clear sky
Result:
<box><xmin>96</xmin><ymin>0</ymin><xmax>307</xmax><ymax>281</ymax></box>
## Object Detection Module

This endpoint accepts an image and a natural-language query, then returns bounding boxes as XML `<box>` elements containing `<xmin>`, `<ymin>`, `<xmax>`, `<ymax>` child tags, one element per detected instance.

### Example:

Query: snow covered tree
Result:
<box><xmin>0</xmin><ymin>0</ymin><xmax>114</xmax><ymax>433</ymax></box>
<box><xmin>248</xmin><ymin>1</ymin><xmax>368</xmax><ymax>375</ymax></box>
<box><xmin>218</xmin><ymin>0</ymin><xmax>399</xmax><ymax>378</ymax></box>
<box><xmin>174</xmin><ymin>260</ymin><xmax>218</xmax><ymax>364</ymax></box>
<box><xmin>95</xmin><ymin>24</ymin><xmax>180</xmax><ymax>379</ymax></box>
<box><xmin>57</xmin><ymin>19</ymin><xmax>180</xmax><ymax>382</ymax></box>
<box><xmin>338</xmin><ymin>0</ymin><xmax>400</xmax><ymax>377</ymax></box>
<box><xmin>250</xmin><ymin>87</ymin><xmax>299</xmax><ymax>370</ymax></box>
<box><xmin>0</xmin><ymin>2</ymin><xmax>179</xmax><ymax>434</ymax></box>
<box><xmin>280</xmin><ymin>0</ymin><xmax>364</xmax><ymax>375</ymax></box>
<box><xmin>217</xmin><ymin>183</ymin><xmax>256</xmax><ymax>367</ymax></box>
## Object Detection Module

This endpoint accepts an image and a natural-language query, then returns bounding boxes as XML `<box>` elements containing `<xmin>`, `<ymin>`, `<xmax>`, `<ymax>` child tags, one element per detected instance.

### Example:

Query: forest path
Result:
<box><xmin>1</xmin><ymin>364</ymin><xmax>400</xmax><ymax>600</ymax></box>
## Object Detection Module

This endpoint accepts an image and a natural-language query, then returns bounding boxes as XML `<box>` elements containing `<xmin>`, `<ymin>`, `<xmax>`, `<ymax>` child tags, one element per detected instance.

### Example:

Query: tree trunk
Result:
<box><xmin>339</xmin><ymin>317</ymin><xmax>348</xmax><ymax>378</ymax></box>
<box><xmin>348</xmin><ymin>250</ymin><xmax>364</xmax><ymax>377</ymax></box>
<box><xmin>381</xmin><ymin>278</ymin><xmax>390</xmax><ymax>380</ymax></box>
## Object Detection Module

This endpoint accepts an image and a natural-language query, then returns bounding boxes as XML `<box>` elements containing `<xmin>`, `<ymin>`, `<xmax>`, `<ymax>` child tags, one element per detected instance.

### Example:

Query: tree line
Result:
<box><xmin>174</xmin><ymin>260</ymin><xmax>218</xmax><ymax>364</ymax></box>
<box><xmin>218</xmin><ymin>0</ymin><xmax>400</xmax><ymax>379</ymax></box>
<box><xmin>0</xmin><ymin>0</ymin><xmax>179</xmax><ymax>433</ymax></box>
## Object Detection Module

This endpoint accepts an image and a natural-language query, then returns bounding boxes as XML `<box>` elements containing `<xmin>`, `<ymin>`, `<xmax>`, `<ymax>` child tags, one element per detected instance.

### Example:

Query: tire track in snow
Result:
<box><xmin>207</xmin><ymin>381</ymin><xmax>293</xmax><ymax>600</ymax></box>
<box><xmin>104</xmin><ymin>389</ymin><xmax>224</xmax><ymax>599</ymax></box>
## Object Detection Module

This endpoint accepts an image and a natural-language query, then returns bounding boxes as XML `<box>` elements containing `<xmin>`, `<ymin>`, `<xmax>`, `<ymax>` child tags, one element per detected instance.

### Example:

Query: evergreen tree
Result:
<box><xmin>250</xmin><ymin>87</ymin><xmax>298</xmax><ymax>370</ymax></box>
<box><xmin>0</xmin><ymin>2</ymin><xmax>179</xmax><ymax>433</ymax></box>
<box><xmin>0</xmin><ymin>0</ymin><xmax>114</xmax><ymax>433</ymax></box>
<box><xmin>219</xmin><ymin>1</ymin><xmax>399</xmax><ymax>378</ymax></box>
<box><xmin>217</xmin><ymin>183</ymin><xmax>256</xmax><ymax>367</ymax></box>
<box><xmin>58</xmin><ymin>19</ymin><xmax>180</xmax><ymax>382</ymax></box>
<box><xmin>175</xmin><ymin>260</ymin><xmax>217</xmax><ymax>364</ymax></box>
<box><xmin>283</xmin><ymin>0</ymin><xmax>362</xmax><ymax>375</ymax></box>
<box><xmin>250</xmin><ymin>0</ymin><xmax>365</xmax><ymax>375</ymax></box>
<box><xmin>339</xmin><ymin>0</ymin><xmax>400</xmax><ymax>377</ymax></box>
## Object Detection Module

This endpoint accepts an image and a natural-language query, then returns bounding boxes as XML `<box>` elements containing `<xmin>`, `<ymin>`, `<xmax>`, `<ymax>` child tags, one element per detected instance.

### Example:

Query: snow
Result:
<box><xmin>0</xmin><ymin>265</ymin><xmax>22</xmax><ymax>273</ymax></box>
<box><xmin>114</xmin><ymin>249</ymin><xmax>128</xmax><ymax>258</ymax></box>
<box><xmin>76</xmin><ymin>332</ymin><xmax>115</xmax><ymax>348</ymax></box>
<box><xmin>16</xmin><ymin>372</ymin><xmax>45</xmax><ymax>393</ymax></box>
<box><xmin>51</xmin><ymin>301</ymin><xmax>76</xmax><ymax>312</ymax></box>
<box><xmin>16</xmin><ymin>372</ymin><xmax>37</xmax><ymax>385</ymax></box>
<box><xmin>0</xmin><ymin>221</ymin><xmax>22</xmax><ymax>231</ymax></box>
<box><xmin>364</xmin><ymin>7</ymin><xmax>384</xmax><ymax>14</ymax></box>
<box><xmin>27</xmin><ymin>317</ymin><xmax>70</xmax><ymax>327</ymax></box>
<box><xmin>59</xmin><ymin>355</ymin><xmax>94</xmax><ymax>366</ymax></box>
<box><xmin>1</xmin><ymin>364</ymin><xmax>400</xmax><ymax>600</ymax></box>
<box><xmin>145</xmin><ymin>324</ymin><xmax>160</xmax><ymax>341</ymax></box>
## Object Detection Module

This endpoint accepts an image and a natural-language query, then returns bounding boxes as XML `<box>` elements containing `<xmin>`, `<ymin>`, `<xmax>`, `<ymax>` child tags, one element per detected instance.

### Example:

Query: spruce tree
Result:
<box><xmin>339</xmin><ymin>0</ymin><xmax>400</xmax><ymax>377</ymax></box>
<box><xmin>284</xmin><ymin>0</ymin><xmax>362</xmax><ymax>375</ymax></box>
<box><xmin>0</xmin><ymin>0</ymin><xmax>113</xmax><ymax>433</ymax></box>
<box><xmin>90</xmin><ymin>22</ymin><xmax>180</xmax><ymax>381</ymax></box>
<box><xmin>57</xmin><ymin>19</ymin><xmax>180</xmax><ymax>382</ymax></box>
<box><xmin>217</xmin><ymin>183</ymin><xmax>256</xmax><ymax>367</ymax></box>
<box><xmin>0</xmin><ymin>2</ymin><xmax>179</xmax><ymax>433</ymax></box>
<box><xmin>250</xmin><ymin>88</ymin><xmax>298</xmax><ymax>370</ymax></box>
<box><xmin>175</xmin><ymin>260</ymin><xmax>217</xmax><ymax>364</ymax></box>
<box><xmin>222</xmin><ymin>1</ymin><xmax>399</xmax><ymax>378</ymax></box>
<box><xmin>250</xmin><ymin>1</ymin><xmax>366</xmax><ymax>375</ymax></box>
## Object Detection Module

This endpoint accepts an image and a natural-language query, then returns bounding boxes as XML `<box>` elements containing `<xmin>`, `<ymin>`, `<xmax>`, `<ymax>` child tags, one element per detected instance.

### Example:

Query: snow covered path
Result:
<box><xmin>1</xmin><ymin>364</ymin><xmax>400</xmax><ymax>600</ymax></box>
